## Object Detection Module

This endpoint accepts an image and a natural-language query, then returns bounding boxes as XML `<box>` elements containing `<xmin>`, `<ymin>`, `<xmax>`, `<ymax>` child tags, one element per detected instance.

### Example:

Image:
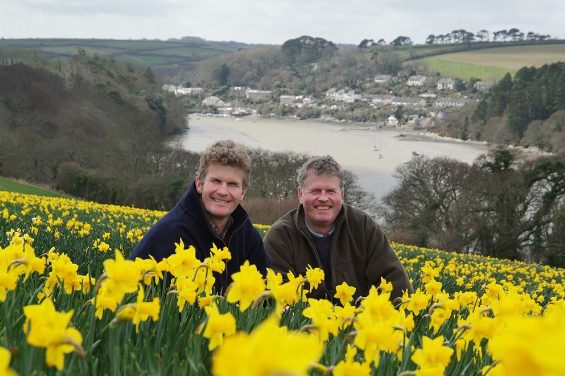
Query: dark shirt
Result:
<box><xmin>311</xmin><ymin>234</ymin><xmax>333</xmax><ymax>291</ymax></box>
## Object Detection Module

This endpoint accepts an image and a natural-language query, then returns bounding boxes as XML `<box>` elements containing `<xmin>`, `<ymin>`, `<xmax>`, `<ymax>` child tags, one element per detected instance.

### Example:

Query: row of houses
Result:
<box><xmin>162</xmin><ymin>85</ymin><xmax>205</xmax><ymax>97</ymax></box>
<box><xmin>374</xmin><ymin>75</ymin><xmax>494</xmax><ymax>92</ymax></box>
<box><xmin>325</xmin><ymin>89</ymin><xmax>471</xmax><ymax>109</ymax></box>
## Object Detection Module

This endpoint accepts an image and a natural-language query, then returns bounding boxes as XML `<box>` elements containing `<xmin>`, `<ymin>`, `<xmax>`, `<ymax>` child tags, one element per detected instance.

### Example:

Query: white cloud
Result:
<box><xmin>1</xmin><ymin>0</ymin><xmax>562</xmax><ymax>43</ymax></box>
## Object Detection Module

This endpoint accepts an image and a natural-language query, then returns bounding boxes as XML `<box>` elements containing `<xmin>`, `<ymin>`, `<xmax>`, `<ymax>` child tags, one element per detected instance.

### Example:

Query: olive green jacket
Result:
<box><xmin>264</xmin><ymin>204</ymin><xmax>413</xmax><ymax>304</ymax></box>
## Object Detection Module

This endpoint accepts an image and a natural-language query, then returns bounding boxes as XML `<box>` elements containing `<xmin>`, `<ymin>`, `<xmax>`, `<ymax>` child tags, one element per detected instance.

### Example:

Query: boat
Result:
<box><xmin>373</xmin><ymin>137</ymin><xmax>384</xmax><ymax>158</ymax></box>
<box><xmin>371</xmin><ymin>135</ymin><xmax>379</xmax><ymax>151</ymax></box>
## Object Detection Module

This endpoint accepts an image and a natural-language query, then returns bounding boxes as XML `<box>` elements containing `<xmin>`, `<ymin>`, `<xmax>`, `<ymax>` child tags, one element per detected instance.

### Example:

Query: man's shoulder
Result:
<box><xmin>341</xmin><ymin>204</ymin><xmax>379</xmax><ymax>230</ymax></box>
<box><xmin>265</xmin><ymin>209</ymin><xmax>300</xmax><ymax>239</ymax></box>
<box><xmin>268</xmin><ymin>209</ymin><xmax>298</xmax><ymax>230</ymax></box>
<box><xmin>343</xmin><ymin>203</ymin><xmax>372</xmax><ymax>221</ymax></box>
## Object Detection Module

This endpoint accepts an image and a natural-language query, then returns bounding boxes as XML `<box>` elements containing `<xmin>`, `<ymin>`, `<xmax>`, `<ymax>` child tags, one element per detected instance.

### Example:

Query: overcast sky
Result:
<box><xmin>1</xmin><ymin>0</ymin><xmax>563</xmax><ymax>45</ymax></box>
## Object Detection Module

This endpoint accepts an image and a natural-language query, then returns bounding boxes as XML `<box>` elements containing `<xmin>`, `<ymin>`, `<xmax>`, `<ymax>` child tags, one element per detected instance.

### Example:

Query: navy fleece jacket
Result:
<box><xmin>128</xmin><ymin>182</ymin><xmax>271</xmax><ymax>293</ymax></box>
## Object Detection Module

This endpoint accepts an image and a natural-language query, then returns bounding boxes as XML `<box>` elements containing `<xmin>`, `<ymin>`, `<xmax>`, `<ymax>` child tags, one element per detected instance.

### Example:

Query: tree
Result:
<box><xmin>493</xmin><ymin>29</ymin><xmax>507</xmax><ymax>42</ymax></box>
<box><xmin>382</xmin><ymin>156</ymin><xmax>475</xmax><ymax>250</ymax></box>
<box><xmin>143</xmin><ymin>67</ymin><xmax>156</xmax><ymax>84</ymax></box>
<box><xmin>425</xmin><ymin>34</ymin><xmax>436</xmax><ymax>45</ymax></box>
<box><xmin>281</xmin><ymin>35</ymin><xmax>338</xmax><ymax>65</ymax></box>
<box><xmin>212</xmin><ymin>63</ymin><xmax>230</xmax><ymax>86</ymax></box>
<box><xmin>390</xmin><ymin>36</ymin><xmax>412</xmax><ymax>46</ymax></box>
<box><xmin>476</xmin><ymin>29</ymin><xmax>489</xmax><ymax>42</ymax></box>
<box><xmin>507</xmin><ymin>28</ymin><xmax>521</xmax><ymax>41</ymax></box>
<box><xmin>358</xmin><ymin>39</ymin><xmax>375</xmax><ymax>48</ymax></box>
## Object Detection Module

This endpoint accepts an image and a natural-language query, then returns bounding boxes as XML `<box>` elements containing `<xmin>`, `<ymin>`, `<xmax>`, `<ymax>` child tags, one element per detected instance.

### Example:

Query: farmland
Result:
<box><xmin>0</xmin><ymin>191</ymin><xmax>563</xmax><ymax>375</ymax></box>
<box><xmin>0</xmin><ymin>38</ymin><xmax>246</xmax><ymax>71</ymax></box>
<box><xmin>419</xmin><ymin>43</ymin><xmax>565</xmax><ymax>80</ymax></box>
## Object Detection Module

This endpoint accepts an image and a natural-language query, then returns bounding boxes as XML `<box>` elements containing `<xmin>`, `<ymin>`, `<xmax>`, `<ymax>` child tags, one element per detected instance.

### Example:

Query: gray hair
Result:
<box><xmin>297</xmin><ymin>155</ymin><xmax>344</xmax><ymax>190</ymax></box>
<box><xmin>196</xmin><ymin>140</ymin><xmax>252</xmax><ymax>188</ymax></box>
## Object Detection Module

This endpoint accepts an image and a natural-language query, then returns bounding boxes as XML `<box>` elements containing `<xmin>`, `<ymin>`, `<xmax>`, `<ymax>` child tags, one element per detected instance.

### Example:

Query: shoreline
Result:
<box><xmin>188</xmin><ymin>112</ymin><xmax>553</xmax><ymax>159</ymax></box>
<box><xmin>174</xmin><ymin>115</ymin><xmax>492</xmax><ymax>200</ymax></box>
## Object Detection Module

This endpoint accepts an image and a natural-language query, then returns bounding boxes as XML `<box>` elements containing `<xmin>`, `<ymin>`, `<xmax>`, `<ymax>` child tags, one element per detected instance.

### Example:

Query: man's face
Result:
<box><xmin>195</xmin><ymin>163</ymin><xmax>246</xmax><ymax>226</ymax></box>
<box><xmin>298</xmin><ymin>171</ymin><xmax>344</xmax><ymax>235</ymax></box>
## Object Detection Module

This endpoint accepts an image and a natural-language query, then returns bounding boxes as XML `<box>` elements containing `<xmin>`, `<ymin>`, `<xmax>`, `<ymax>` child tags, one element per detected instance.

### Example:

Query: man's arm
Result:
<box><xmin>364</xmin><ymin>218</ymin><xmax>413</xmax><ymax>303</ymax></box>
<box><xmin>263</xmin><ymin>226</ymin><xmax>297</xmax><ymax>275</ymax></box>
<box><xmin>245</xmin><ymin>226</ymin><xmax>272</xmax><ymax>274</ymax></box>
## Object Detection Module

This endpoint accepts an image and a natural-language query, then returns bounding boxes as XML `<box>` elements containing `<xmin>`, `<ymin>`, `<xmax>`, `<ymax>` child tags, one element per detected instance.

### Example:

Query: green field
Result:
<box><xmin>0</xmin><ymin>38</ymin><xmax>243</xmax><ymax>70</ymax></box>
<box><xmin>420</xmin><ymin>44</ymin><xmax>565</xmax><ymax>81</ymax></box>
<box><xmin>0</xmin><ymin>177</ymin><xmax>65</xmax><ymax>197</ymax></box>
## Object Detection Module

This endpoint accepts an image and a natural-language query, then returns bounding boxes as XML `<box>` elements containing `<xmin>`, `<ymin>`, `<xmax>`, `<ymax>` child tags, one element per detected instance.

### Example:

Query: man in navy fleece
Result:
<box><xmin>129</xmin><ymin>140</ymin><xmax>271</xmax><ymax>293</ymax></box>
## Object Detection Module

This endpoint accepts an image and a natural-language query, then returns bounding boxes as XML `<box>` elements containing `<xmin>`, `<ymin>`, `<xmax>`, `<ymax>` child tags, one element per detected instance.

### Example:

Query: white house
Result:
<box><xmin>437</xmin><ymin>78</ymin><xmax>456</xmax><ymax>90</ymax></box>
<box><xmin>388</xmin><ymin>115</ymin><xmax>399</xmax><ymax>126</ymax></box>
<box><xmin>162</xmin><ymin>84</ymin><xmax>176</xmax><ymax>94</ymax></box>
<box><xmin>229</xmin><ymin>86</ymin><xmax>247</xmax><ymax>97</ymax></box>
<box><xmin>474</xmin><ymin>81</ymin><xmax>494</xmax><ymax>92</ymax></box>
<box><xmin>374</xmin><ymin>74</ymin><xmax>393</xmax><ymax>84</ymax></box>
<box><xmin>246</xmin><ymin>89</ymin><xmax>272</xmax><ymax>101</ymax></box>
<box><xmin>434</xmin><ymin>98</ymin><xmax>471</xmax><ymax>109</ymax></box>
<box><xmin>176</xmin><ymin>87</ymin><xmax>205</xmax><ymax>97</ymax></box>
<box><xmin>202</xmin><ymin>96</ymin><xmax>224</xmax><ymax>107</ymax></box>
<box><xmin>280</xmin><ymin>95</ymin><xmax>296</xmax><ymax>105</ymax></box>
<box><xmin>407</xmin><ymin>75</ymin><xmax>428</xmax><ymax>86</ymax></box>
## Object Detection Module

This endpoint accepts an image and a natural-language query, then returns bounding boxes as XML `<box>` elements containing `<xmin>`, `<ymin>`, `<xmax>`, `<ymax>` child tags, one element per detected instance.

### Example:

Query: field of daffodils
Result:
<box><xmin>0</xmin><ymin>191</ymin><xmax>563</xmax><ymax>375</ymax></box>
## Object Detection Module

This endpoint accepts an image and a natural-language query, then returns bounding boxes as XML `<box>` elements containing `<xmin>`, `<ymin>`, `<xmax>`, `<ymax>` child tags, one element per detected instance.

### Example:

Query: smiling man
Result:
<box><xmin>129</xmin><ymin>140</ymin><xmax>270</xmax><ymax>293</ymax></box>
<box><xmin>264</xmin><ymin>155</ymin><xmax>412</xmax><ymax>304</ymax></box>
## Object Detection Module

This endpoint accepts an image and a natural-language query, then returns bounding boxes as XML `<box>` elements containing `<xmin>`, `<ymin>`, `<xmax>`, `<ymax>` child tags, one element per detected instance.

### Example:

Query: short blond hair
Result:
<box><xmin>197</xmin><ymin>140</ymin><xmax>252</xmax><ymax>187</ymax></box>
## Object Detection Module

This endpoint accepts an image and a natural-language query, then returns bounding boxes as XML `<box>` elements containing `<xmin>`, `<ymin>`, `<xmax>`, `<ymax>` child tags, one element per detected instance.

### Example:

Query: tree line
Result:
<box><xmin>424</xmin><ymin>28</ymin><xmax>551</xmax><ymax>45</ymax></box>
<box><xmin>357</xmin><ymin>28</ymin><xmax>553</xmax><ymax>48</ymax></box>
<box><xmin>472</xmin><ymin>62</ymin><xmax>565</xmax><ymax>145</ymax></box>
<box><xmin>382</xmin><ymin>150</ymin><xmax>565</xmax><ymax>267</ymax></box>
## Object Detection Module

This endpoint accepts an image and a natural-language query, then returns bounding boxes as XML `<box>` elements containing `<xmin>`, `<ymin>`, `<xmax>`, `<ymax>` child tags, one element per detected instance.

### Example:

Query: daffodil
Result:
<box><xmin>22</xmin><ymin>298</ymin><xmax>84</xmax><ymax>371</ymax></box>
<box><xmin>202</xmin><ymin>304</ymin><xmax>236</xmax><ymax>350</ymax></box>
<box><xmin>165</xmin><ymin>239</ymin><xmax>200</xmax><ymax>278</ymax></box>
<box><xmin>334</xmin><ymin>282</ymin><xmax>356</xmax><ymax>306</ymax></box>
<box><xmin>412</xmin><ymin>335</ymin><xmax>453</xmax><ymax>375</ymax></box>
<box><xmin>175</xmin><ymin>275</ymin><xmax>198</xmax><ymax>312</ymax></box>
<box><xmin>212</xmin><ymin>315</ymin><xmax>323</xmax><ymax>376</ymax></box>
<box><xmin>226</xmin><ymin>261</ymin><xmax>266</xmax><ymax>311</ymax></box>
<box><xmin>0</xmin><ymin>347</ymin><xmax>18</xmax><ymax>376</ymax></box>
<box><xmin>488</xmin><ymin>302</ymin><xmax>565</xmax><ymax>376</ymax></box>
<box><xmin>305</xmin><ymin>265</ymin><xmax>324</xmax><ymax>292</ymax></box>
<box><xmin>266</xmin><ymin>268</ymin><xmax>283</xmax><ymax>290</ymax></box>
<box><xmin>302</xmin><ymin>298</ymin><xmax>338</xmax><ymax>341</ymax></box>
<box><xmin>405</xmin><ymin>288</ymin><xmax>431</xmax><ymax>315</ymax></box>
<box><xmin>0</xmin><ymin>269</ymin><xmax>18</xmax><ymax>302</ymax></box>
<box><xmin>332</xmin><ymin>345</ymin><xmax>371</xmax><ymax>376</ymax></box>
<box><xmin>100</xmin><ymin>250</ymin><xmax>142</xmax><ymax>307</ymax></box>
<box><xmin>378</xmin><ymin>277</ymin><xmax>393</xmax><ymax>295</ymax></box>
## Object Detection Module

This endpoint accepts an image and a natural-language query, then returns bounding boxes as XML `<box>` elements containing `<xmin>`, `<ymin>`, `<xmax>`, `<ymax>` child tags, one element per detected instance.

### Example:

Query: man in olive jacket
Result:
<box><xmin>264</xmin><ymin>156</ymin><xmax>412</xmax><ymax>304</ymax></box>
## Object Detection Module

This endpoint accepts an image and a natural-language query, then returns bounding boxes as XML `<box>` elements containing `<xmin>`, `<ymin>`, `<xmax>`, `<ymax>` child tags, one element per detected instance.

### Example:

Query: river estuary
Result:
<box><xmin>170</xmin><ymin>115</ymin><xmax>491</xmax><ymax>201</ymax></box>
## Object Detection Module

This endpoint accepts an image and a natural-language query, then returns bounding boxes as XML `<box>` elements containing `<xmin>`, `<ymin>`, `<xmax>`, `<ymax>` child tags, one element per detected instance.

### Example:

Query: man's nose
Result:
<box><xmin>217</xmin><ymin>183</ymin><xmax>229</xmax><ymax>194</ymax></box>
<box><xmin>318</xmin><ymin>190</ymin><xmax>329</xmax><ymax>200</ymax></box>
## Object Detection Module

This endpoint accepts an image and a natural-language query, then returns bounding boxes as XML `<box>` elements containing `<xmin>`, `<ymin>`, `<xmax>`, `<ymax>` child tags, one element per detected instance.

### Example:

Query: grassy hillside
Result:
<box><xmin>0</xmin><ymin>177</ymin><xmax>65</xmax><ymax>197</ymax></box>
<box><xmin>0</xmin><ymin>38</ymin><xmax>250</xmax><ymax>78</ymax></box>
<box><xmin>419</xmin><ymin>43</ymin><xmax>565</xmax><ymax>80</ymax></box>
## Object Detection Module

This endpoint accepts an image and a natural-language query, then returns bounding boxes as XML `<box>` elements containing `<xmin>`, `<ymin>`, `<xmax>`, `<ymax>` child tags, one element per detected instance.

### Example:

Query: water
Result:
<box><xmin>170</xmin><ymin>115</ymin><xmax>490</xmax><ymax>200</ymax></box>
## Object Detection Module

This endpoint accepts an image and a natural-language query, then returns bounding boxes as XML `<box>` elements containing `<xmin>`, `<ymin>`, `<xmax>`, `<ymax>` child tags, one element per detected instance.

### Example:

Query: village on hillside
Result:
<box><xmin>162</xmin><ymin>73</ymin><xmax>494</xmax><ymax>129</ymax></box>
